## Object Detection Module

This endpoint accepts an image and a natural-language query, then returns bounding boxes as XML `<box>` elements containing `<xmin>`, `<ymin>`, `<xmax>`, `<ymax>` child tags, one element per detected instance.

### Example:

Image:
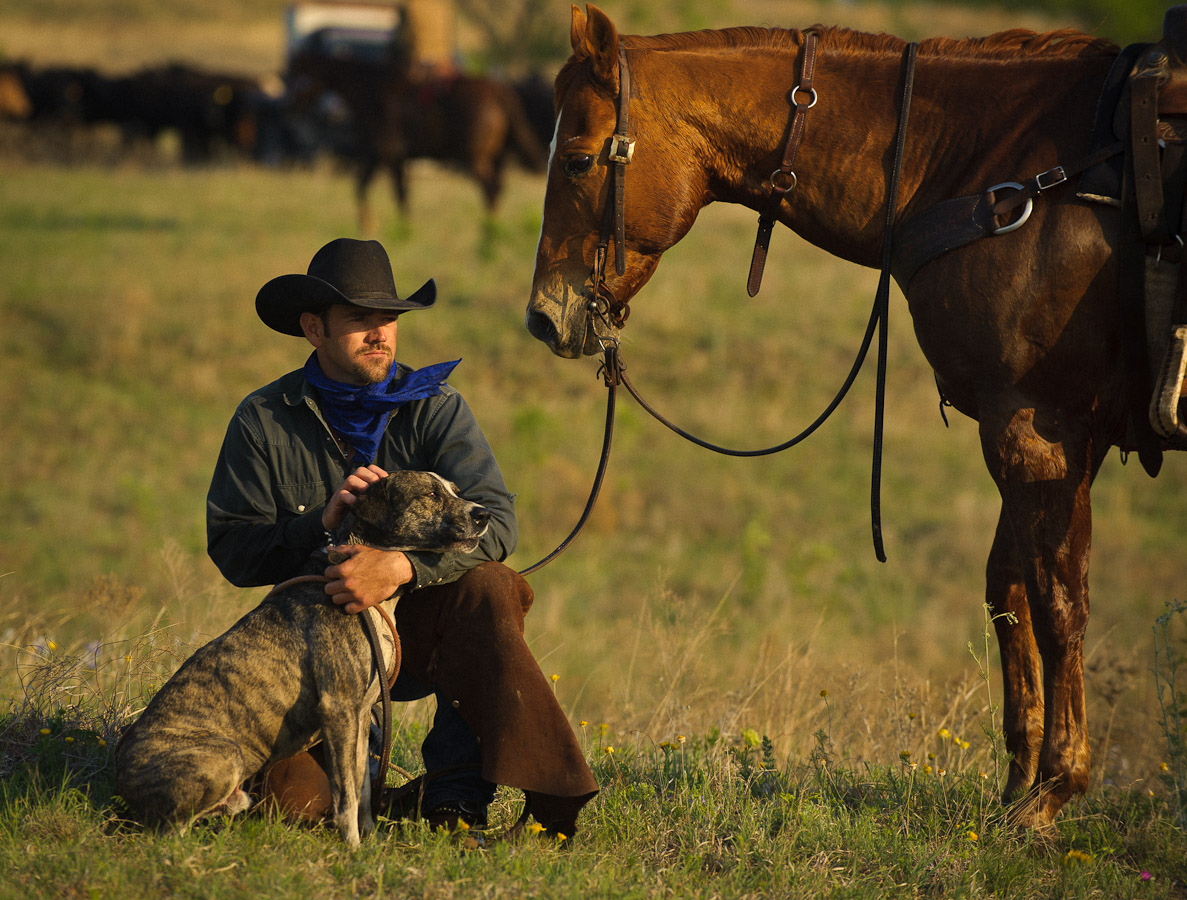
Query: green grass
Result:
<box><xmin>1</xmin><ymin>661</ymin><xmax>1184</xmax><ymax>899</ymax></box>
<box><xmin>1</xmin><ymin>1</ymin><xmax>1185</xmax><ymax>895</ymax></box>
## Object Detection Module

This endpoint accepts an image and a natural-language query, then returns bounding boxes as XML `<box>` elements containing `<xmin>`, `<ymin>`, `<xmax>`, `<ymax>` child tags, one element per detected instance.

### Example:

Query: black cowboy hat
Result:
<box><xmin>255</xmin><ymin>238</ymin><xmax>436</xmax><ymax>336</ymax></box>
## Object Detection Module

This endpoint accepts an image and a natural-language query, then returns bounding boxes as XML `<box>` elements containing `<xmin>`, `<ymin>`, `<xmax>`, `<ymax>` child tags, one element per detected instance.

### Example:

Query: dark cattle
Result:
<box><xmin>0</xmin><ymin>64</ymin><xmax>33</xmax><ymax>121</ymax></box>
<box><xmin>2</xmin><ymin>61</ymin><xmax>267</xmax><ymax>163</ymax></box>
<box><xmin>96</xmin><ymin>64</ymin><xmax>265</xmax><ymax>163</ymax></box>
<box><xmin>4</xmin><ymin>62</ymin><xmax>107</xmax><ymax>124</ymax></box>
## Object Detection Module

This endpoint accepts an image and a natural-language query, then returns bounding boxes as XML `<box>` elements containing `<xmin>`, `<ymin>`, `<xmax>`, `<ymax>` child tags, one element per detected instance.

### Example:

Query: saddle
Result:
<box><xmin>1116</xmin><ymin>7</ymin><xmax>1187</xmax><ymax>455</ymax></box>
<box><xmin>1075</xmin><ymin>5</ymin><xmax>1187</xmax><ymax>473</ymax></box>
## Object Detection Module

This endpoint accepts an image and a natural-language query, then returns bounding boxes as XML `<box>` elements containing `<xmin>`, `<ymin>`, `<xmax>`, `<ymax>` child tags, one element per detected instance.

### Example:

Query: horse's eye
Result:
<box><xmin>562</xmin><ymin>154</ymin><xmax>594</xmax><ymax>178</ymax></box>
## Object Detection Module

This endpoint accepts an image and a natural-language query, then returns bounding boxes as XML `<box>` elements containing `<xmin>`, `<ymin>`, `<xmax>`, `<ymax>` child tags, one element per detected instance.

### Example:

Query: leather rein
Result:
<box><xmin>560</xmin><ymin>35</ymin><xmax>921</xmax><ymax>564</ymax></box>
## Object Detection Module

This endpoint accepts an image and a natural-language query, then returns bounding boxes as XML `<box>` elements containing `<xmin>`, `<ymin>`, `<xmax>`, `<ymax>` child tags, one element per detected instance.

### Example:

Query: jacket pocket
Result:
<box><xmin>274</xmin><ymin>481</ymin><xmax>327</xmax><ymax>517</ymax></box>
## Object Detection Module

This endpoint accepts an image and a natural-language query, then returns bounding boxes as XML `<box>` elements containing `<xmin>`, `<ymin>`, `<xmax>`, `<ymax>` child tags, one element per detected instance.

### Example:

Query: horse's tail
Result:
<box><xmin>501</xmin><ymin>85</ymin><xmax>549</xmax><ymax>173</ymax></box>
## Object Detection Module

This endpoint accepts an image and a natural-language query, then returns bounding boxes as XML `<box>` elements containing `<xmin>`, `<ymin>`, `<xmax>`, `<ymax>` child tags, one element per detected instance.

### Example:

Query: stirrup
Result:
<box><xmin>1150</xmin><ymin>324</ymin><xmax>1187</xmax><ymax>438</ymax></box>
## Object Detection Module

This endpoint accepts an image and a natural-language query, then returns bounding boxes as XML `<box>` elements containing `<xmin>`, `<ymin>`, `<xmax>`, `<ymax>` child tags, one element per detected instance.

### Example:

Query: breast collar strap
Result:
<box><xmin>747</xmin><ymin>32</ymin><xmax>820</xmax><ymax>297</ymax></box>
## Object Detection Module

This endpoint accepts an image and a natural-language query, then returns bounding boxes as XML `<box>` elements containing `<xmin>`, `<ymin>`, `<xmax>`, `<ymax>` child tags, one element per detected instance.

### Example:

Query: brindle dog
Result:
<box><xmin>115</xmin><ymin>471</ymin><xmax>489</xmax><ymax>846</ymax></box>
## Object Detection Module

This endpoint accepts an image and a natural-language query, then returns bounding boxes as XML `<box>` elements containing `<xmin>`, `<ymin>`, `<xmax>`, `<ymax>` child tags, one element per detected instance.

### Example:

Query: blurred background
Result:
<box><xmin>1</xmin><ymin>0</ymin><xmax>1181</xmax><ymax>791</ymax></box>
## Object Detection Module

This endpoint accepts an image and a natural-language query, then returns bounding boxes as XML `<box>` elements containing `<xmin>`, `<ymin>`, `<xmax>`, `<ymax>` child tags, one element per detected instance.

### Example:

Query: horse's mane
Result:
<box><xmin>558</xmin><ymin>23</ymin><xmax>1118</xmax><ymax>105</ymax></box>
<box><xmin>619</xmin><ymin>23</ymin><xmax>1119</xmax><ymax>60</ymax></box>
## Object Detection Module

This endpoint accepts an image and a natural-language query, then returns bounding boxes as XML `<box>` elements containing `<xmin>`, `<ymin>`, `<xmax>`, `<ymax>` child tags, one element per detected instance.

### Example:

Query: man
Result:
<box><xmin>206</xmin><ymin>237</ymin><xmax>597</xmax><ymax>838</ymax></box>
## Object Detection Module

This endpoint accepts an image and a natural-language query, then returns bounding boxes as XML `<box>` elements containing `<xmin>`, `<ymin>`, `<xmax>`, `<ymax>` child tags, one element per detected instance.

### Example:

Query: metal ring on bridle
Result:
<box><xmin>769</xmin><ymin>169</ymin><xmax>798</xmax><ymax>194</ymax></box>
<box><xmin>790</xmin><ymin>85</ymin><xmax>818</xmax><ymax>108</ymax></box>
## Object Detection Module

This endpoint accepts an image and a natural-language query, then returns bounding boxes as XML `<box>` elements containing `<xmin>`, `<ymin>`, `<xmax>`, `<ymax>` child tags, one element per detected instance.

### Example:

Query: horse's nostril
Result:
<box><xmin>525</xmin><ymin>309</ymin><xmax>559</xmax><ymax>345</ymax></box>
<box><xmin>471</xmin><ymin>507</ymin><xmax>490</xmax><ymax>528</ymax></box>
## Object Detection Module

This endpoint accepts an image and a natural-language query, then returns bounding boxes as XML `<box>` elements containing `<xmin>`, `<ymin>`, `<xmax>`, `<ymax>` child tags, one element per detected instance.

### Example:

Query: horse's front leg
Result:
<box><xmin>984</xmin><ymin>512</ymin><xmax>1044</xmax><ymax>804</ymax></box>
<box><xmin>980</xmin><ymin>405</ymin><xmax>1095</xmax><ymax>829</ymax></box>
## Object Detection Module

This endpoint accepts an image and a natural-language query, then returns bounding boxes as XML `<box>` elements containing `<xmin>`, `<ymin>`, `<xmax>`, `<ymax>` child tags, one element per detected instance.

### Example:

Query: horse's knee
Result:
<box><xmin>980</xmin><ymin>406</ymin><xmax>1069</xmax><ymax>484</ymax></box>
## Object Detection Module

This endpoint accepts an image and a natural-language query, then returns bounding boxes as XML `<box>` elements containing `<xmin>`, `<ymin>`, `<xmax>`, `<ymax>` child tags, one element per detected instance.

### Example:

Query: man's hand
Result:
<box><xmin>324</xmin><ymin>544</ymin><xmax>414</xmax><ymax>614</ymax></box>
<box><xmin>322</xmin><ymin>465</ymin><xmax>389</xmax><ymax>531</ymax></box>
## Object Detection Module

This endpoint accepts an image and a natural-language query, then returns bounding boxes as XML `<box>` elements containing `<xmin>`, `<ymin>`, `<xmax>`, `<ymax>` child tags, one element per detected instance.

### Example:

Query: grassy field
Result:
<box><xmin>1</xmin><ymin>1</ymin><xmax>1185</xmax><ymax>897</ymax></box>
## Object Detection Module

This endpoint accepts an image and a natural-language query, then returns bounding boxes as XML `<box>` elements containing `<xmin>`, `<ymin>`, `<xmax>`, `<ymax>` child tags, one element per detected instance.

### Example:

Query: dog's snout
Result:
<box><xmin>471</xmin><ymin>507</ymin><xmax>491</xmax><ymax>530</ymax></box>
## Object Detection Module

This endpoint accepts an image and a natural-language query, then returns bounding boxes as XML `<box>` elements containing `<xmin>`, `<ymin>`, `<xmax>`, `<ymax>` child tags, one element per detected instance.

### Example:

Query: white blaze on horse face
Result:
<box><xmin>528</xmin><ymin>103</ymin><xmax>597</xmax><ymax>358</ymax></box>
<box><xmin>532</xmin><ymin>104</ymin><xmax>563</xmax><ymax>264</ymax></box>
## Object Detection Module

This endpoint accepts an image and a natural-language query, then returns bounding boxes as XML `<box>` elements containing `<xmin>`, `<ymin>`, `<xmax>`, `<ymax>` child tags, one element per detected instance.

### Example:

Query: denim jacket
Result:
<box><xmin>206</xmin><ymin>365</ymin><xmax>517</xmax><ymax>590</ymax></box>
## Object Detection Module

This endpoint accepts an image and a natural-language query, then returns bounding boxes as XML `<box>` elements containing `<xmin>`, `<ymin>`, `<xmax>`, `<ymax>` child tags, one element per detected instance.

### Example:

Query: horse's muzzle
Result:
<box><xmin>525</xmin><ymin>307</ymin><xmax>563</xmax><ymax>350</ymax></box>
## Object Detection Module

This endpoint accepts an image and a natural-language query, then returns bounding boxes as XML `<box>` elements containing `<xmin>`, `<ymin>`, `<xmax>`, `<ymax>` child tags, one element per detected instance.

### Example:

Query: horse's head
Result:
<box><xmin>527</xmin><ymin>4</ymin><xmax>705</xmax><ymax>358</ymax></box>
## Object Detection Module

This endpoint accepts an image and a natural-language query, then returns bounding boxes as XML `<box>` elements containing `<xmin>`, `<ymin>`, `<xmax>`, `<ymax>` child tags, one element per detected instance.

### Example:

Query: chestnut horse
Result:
<box><xmin>527</xmin><ymin>5</ymin><xmax>1176</xmax><ymax>828</ymax></box>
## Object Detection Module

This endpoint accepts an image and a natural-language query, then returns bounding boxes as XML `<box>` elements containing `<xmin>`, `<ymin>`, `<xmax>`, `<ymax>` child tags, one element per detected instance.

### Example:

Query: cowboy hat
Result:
<box><xmin>255</xmin><ymin>238</ymin><xmax>436</xmax><ymax>336</ymax></box>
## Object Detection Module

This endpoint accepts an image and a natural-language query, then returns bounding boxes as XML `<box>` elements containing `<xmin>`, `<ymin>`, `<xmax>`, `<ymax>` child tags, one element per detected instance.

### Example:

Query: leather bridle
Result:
<box><xmin>584</xmin><ymin>35</ymin><xmax>823</xmax><ymax>333</ymax></box>
<box><xmin>588</xmin><ymin>46</ymin><xmax>636</xmax><ymax>336</ymax></box>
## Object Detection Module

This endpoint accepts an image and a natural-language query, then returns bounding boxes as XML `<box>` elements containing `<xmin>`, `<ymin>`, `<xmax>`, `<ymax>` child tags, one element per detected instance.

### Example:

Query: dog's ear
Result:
<box><xmin>349</xmin><ymin>476</ymin><xmax>392</xmax><ymax>527</ymax></box>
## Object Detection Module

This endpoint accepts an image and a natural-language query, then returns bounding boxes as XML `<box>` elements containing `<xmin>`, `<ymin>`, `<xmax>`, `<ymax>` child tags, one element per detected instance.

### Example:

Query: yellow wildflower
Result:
<box><xmin>938</xmin><ymin>728</ymin><xmax>951</xmax><ymax>740</ymax></box>
<box><xmin>966</xmin><ymin>831</ymin><xmax>978</xmax><ymax>842</ymax></box>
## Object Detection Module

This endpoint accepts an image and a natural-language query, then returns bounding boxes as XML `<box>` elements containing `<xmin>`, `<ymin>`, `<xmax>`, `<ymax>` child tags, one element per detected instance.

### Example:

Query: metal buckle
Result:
<box><xmin>988</xmin><ymin>182</ymin><xmax>1034</xmax><ymax>235</ymax></box>
<box><xmin>608</xmin><ymin>134</ymin><xmax>635</xmax><ymax>164</ymax></box>
<box><xmin>1034</xmin><ymin>166</ymin><xmax>1067</xmax><ymax>192</ymax></box>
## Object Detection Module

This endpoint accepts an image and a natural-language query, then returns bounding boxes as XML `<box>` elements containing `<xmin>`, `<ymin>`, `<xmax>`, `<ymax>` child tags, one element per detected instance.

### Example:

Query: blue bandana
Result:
<box><xmin>304</xmin><ymin>352</ymin><xmax>461</xmax><ymax>465</ymax></box>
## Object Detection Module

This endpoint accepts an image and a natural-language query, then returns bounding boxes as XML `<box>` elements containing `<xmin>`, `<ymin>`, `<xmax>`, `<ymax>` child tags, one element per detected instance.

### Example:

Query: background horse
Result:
<box><xmin>287</xmin><ymin>44</ymin><xmax>547</xmax><ymax>234</ymax></box>
<box><xmin>527</xmin><ymin>4</ymin><xmax>1171</xmax><ymax>829</ymax></box>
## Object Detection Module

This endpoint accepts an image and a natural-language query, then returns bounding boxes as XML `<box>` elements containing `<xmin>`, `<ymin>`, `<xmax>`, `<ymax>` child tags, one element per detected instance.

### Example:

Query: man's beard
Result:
<box><xmin>352</xmin><ymin>346</ymin><xmax>394</xmax><ymax>384</ymax></box>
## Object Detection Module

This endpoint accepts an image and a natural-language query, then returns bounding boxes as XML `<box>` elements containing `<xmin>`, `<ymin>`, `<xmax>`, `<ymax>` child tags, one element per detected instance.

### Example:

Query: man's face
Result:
<box><xmin>301</xmin><ymin>304</ymin><xmax>399</xmax><ymax>385</ymax></box>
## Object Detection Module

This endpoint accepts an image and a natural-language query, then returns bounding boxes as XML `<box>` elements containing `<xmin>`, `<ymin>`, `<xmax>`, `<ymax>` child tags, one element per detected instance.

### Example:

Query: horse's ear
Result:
<box><xmin>570</xmin><ymin>5</ymin><xmax>587</xmax><ymax>51</ymax></box>
<box><xmin>574</xmin><ymin>4</ymin><xmax>619</xmax><ymax>88</ymax></box>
